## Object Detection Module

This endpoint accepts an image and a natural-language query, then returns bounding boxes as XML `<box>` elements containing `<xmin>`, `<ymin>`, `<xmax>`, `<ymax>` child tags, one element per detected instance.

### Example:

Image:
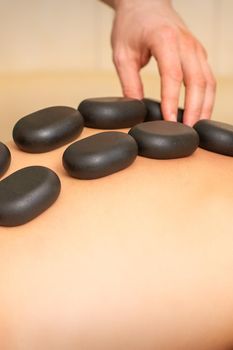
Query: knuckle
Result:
<box><xmin>196</xmin><ymin>78</ymin><xmax>206</xmax><ymax>89</ymax></box>
<box><xmin>159</xmin><ymin>25</ymin><xmax>178</xmax><ymax>43</ymax></box>
<box><xmin>199</xmin><ymin>44</ymin><xmax>208</xmax><ymax>59</ymax></box>
<box><xmin>189</xmin><ymin>75</ymin><xmax>207</xmax><ymax>89</ymax></box>
<box><xmin>208</xmin><ymin>76</ymin><xmax>217</xmax><ymax>91</ymax></box>
<box><xmin>113</xmin><ymin>50</ymin><xmax>128</xmax><ymax>67</ymax></box>
<box><xmin>182</xmin><ymin>32</ymin><xmax>196</xmax><ymax>50</ymax></box>
<box><xmin>163</xmin><ymin>68</ymin><xmax>183</xmax><ymax>83</ymax></box>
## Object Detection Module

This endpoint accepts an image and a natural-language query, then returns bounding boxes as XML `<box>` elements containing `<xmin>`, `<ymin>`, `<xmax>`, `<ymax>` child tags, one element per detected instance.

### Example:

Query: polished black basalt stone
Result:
<box><xmin>129</xmin><ymin>120</ymin><xmax>199</xmax><ymax>159</ymax></box>
<box><xmin>0</xmin><ymin>166</ymin><xmax>61</xmax><ymax>227</ymax></box>
<box><xmin>143</xmin><ymin>98</ymin><xmax>184</xmax><ymax>123</ymax></box>
<box><xmin>63</xmin><ymin>131</ymin><xmax>138</xmax><ymax>179</ymax></box>
<box><xmin>0</xmin><ymin>142</ymin><xmax>11</xmax><ymax>177</ymax></box>
<box><xmin>194</xmin><ymin>119</ymin><xmax>233</xmax><ymax>157</ymax></box>
<box><xmin>78</xmin><ymin>97</ymin><xmax>146</xmax><ymax>129</ymax></box>
<box><xmin>13</xmin><ymin>106</ymin><xmax>84</xmax><ymax>153</ymax></box>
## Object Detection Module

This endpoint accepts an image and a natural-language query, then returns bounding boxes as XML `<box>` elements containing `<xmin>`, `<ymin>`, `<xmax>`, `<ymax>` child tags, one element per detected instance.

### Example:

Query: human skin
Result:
<box><xmin>0</xmin><ymin>128</ymin><xmax>233</xmax><ymax>349</ymax></box>
<box><xmin>100</xmin><ymin>0</ymin><xmax>216</xmax><ymax>127</ymax></box>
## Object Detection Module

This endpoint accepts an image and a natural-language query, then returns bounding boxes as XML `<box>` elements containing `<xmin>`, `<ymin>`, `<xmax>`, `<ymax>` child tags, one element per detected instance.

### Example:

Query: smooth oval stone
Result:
<box><xmin>0</xmin><ymin>166</ymin><xmax>61</xmax><ymax>227</ymax></box>
<box><xmin>78</xmin><ymin>97</ymin><xmax>146</xmax><ymax>129</ymax></box>
<box><xmin>194</xmin><ymin>119</ymin><xmax>233</xmax><ymax>157</ymax></box>
<box><xmin>143</xmin><ymin>98</ymin><xmax>184</xmax><ymax>123</ymax></box>
<box><xmin>13</xmin><ymin>106</ymin><xmax>84</xmax><ymax>153</ymax></box>
<box><xmin>129</xmin><ymin>121</ymin><xmax>199</xmax><ymax>159</ymax></box>
<box><xmin>63</xmin><ymin>131</ymin><xmax>138</xmax><ymax>179</ymax></box>
<box><xmin>0</xmin><ymin>142</ymin><xmax>11</xmax><ymax>177</ymax></box>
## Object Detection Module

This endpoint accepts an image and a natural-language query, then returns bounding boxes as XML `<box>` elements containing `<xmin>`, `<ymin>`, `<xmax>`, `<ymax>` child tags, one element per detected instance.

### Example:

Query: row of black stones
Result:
<box><xmin>12</xmin><ymin>97</ymin><xmax>233</xmax><ymax>157</ymax></box>
<box><xmin>0</xmin><ymin>97</ymin><xmax>233</xmax><ymax>227</ymax></box>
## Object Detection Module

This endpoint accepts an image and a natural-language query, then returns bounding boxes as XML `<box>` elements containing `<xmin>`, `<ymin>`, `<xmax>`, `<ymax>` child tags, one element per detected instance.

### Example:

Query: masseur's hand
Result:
<box><xmin>102</xmin><ymin>0</ymin><xmax>216</xmax><ymax>126</ymax></box>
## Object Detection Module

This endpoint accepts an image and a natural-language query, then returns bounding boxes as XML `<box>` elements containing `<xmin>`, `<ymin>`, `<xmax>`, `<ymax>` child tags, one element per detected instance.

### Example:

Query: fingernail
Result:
<box><xmin>200</xmin><ymin>115</ymin><xmax>209</xmax><ymax>120</ymax></box>
<box><xmin>170</xmin><ymin>113</ymin><xmax>177</xmax><ymax>122</ymax></box>
<box><xmin>184</xmin><ymin>120</ymin><xmax>193</xmax><ymax>127</ymax></box>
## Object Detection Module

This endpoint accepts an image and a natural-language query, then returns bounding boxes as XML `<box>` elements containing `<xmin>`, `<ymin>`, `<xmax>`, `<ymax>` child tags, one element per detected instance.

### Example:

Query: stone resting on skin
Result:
<box><xmin>0</xmin><ymin>99</ymin><xmax>231</xmax><ymax>229</ymax></box>
<box><xmin>0</xmin><ymin>118</ymin><xmax>233</xmax><ymax>349</ymax></box>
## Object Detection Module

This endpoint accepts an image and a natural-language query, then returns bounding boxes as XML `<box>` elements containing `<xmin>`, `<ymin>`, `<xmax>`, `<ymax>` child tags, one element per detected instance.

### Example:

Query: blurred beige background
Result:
<box><xmin>0</xmin><ymin>0</ymin><xmax>233</xmax><ymax>141</ymax></box>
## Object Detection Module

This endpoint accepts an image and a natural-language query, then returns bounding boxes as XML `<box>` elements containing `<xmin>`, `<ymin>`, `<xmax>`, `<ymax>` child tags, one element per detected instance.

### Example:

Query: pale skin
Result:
<box><xmin>100</xmin><ymin>0</ymin><xmax>217</xmax><ymax>126</ymax></box>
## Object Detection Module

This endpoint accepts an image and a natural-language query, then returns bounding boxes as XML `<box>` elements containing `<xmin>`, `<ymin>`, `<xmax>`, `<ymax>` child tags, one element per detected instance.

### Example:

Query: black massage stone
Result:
<box><xmin>0</xmin><ymin>142</ymin><xmax>11</xmax><ymax>177</ymax></box>
<box><xmin>143</xmin><ymin>98</ymin><xmax>184</xmax><ymax>123</ymax></box>
<box><xmin>13</xmin><ymin>106</ymin><xmax>84</xmax><ymax>153</ymax></box>
<box><xmin>194</xmin><ymin>119</ymin><xmax>233</xmax><ymax>157</ymax></box>
<box><xmin>78</xmin><ymin>97</ymin><xmax>146</xmax><ymax>129</ymax></box>
<box><xmin>129</xmin><ymin>120</ymin><xmax>199</xmax><ymax>159</ymax></box>
<box><xmin>63</xmin><ymin>131</ymin><xmax>138</xmax><ymax>179</ymax></box>
<box><xmin>0</xmin><ymin>166</ymin><xmax>61</xmax><ymax>227</ymax></box>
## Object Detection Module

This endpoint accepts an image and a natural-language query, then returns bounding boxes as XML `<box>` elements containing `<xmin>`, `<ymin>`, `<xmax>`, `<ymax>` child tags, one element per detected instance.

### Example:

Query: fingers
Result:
<box><xmin>112</xmin><ymin>27</ymin><xmax>216</xmax><ymax>126</ymax></box>
<box><xmin>151</xmin><ymin>28</ymin><xmax>183</xmax><ymax>122</ymax></box>
<box><xmin>196</xmin><ymin>47</ymin><xmax>217</xmax><ymax>120</ymax></box>
<box><xmin>113</xmin><ymin>50</ymin><xmax>144</xmax><ymax>99</ymax></box>
<box><xmin>180</xmin><ymin>38</ymin><xmax>216</xmax><ymax>126</ymax></box>
<box><xmin>151</xmin><ymin>28</ymin><xmax>216</xmax><ymax>126</ymax></box>
<box><xmin>180</xmin><ymin>43</ymin><xmax>206</xmax><ymax>126</ymax></box>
